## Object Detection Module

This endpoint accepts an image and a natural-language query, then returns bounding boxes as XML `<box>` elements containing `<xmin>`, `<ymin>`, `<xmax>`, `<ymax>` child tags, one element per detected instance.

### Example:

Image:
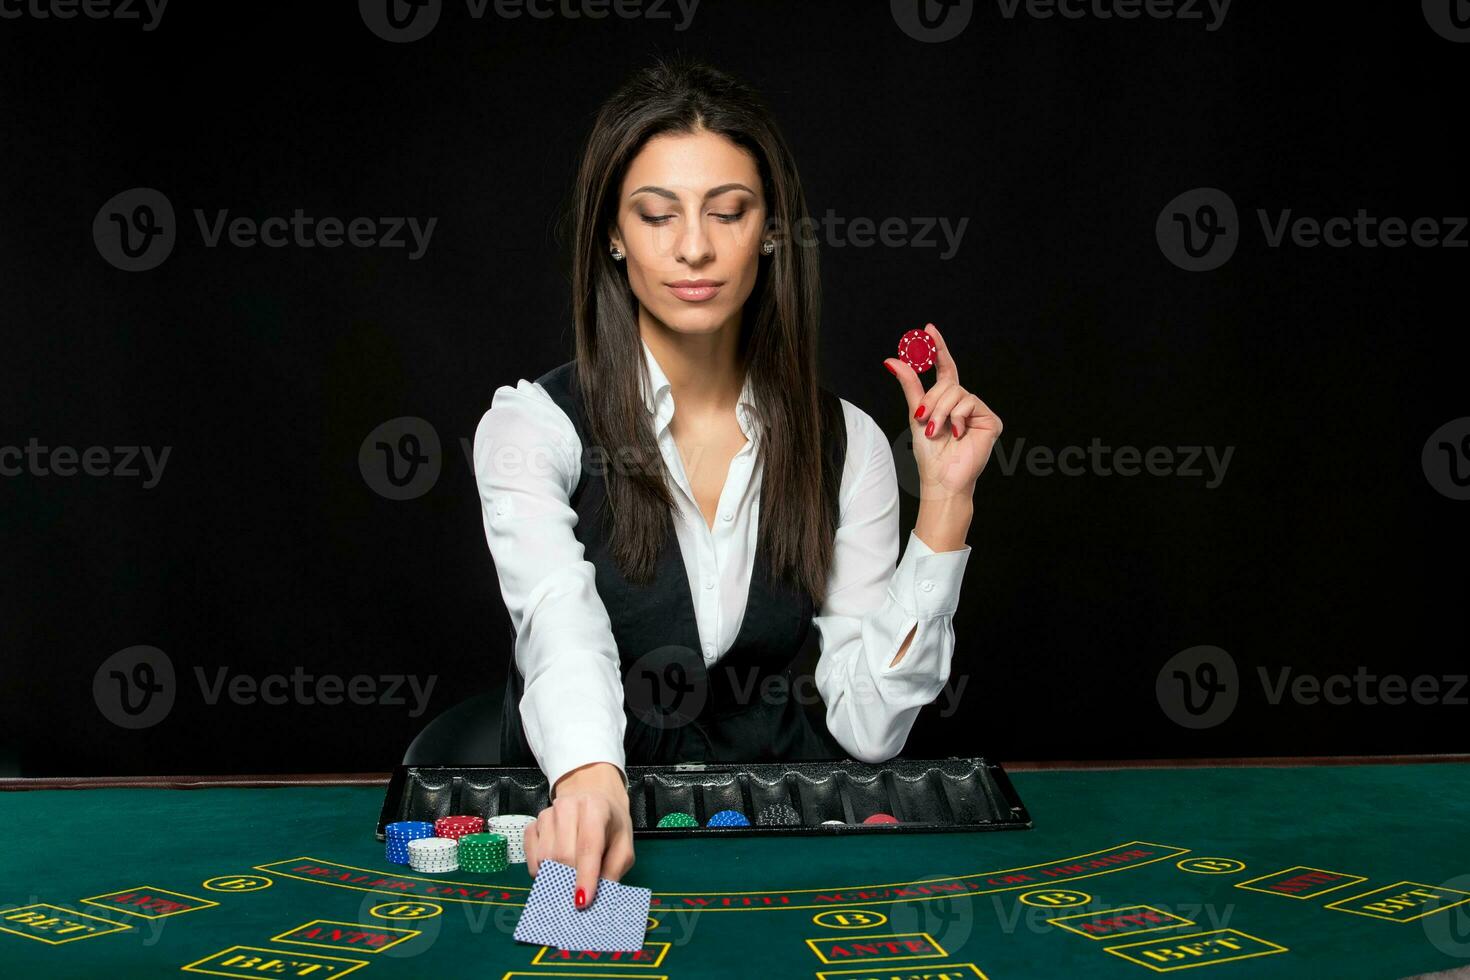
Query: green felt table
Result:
<box><xmin>3</xmin><ymin>763</ymin><xmax>1469</xmax><ymax>979</ymax></box>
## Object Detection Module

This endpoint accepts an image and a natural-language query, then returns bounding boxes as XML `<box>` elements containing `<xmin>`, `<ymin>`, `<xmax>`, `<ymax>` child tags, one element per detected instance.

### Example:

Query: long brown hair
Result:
<box><xmin>569</xmin><ymin>56</ymin><xmax>836</xmax><ymax>604</ymax></box>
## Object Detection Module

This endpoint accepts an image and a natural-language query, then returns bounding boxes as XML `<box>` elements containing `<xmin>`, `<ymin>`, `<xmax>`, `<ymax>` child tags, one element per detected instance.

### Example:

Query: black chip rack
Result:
<box><xmin>376</xmin><ymin>757</ymin><xmax>1032</xmax><ymax>839</ymax></box>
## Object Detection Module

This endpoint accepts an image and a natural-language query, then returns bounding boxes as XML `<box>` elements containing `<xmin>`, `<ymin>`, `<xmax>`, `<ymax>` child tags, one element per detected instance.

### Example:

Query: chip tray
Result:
<box><xmin>377</xmin><ymin>757</ymin><xmax>1032</xmax><ymax>839</ymax></box>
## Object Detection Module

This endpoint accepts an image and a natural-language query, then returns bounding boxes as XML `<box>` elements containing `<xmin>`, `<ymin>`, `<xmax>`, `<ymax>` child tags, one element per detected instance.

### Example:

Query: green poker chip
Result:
<box><xmin>656</xmin><ymin>812</ymin><xmax>698</xmax><ymax>828</ymax></box>
<box><xmin>459</xmin><ymin>832</ymin><xmax>507</xmax><ymax>849</ymax></box>
<box><xmin>461</xmin><ymin>857</ymin><xmax>508</xmax><ymax>873</ymax></box>
<box><xmin>457</xmin><ymin>832</ymin><xmax>508</xmax><ymax>872</ymax></box>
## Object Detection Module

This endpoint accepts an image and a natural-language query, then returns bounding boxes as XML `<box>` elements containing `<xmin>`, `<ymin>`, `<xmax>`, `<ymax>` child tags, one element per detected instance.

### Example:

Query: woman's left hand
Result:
<box><xmin>883</xmin><ymin>323</ymin><xmax>1002</xmax><ymax>498</ymax></box>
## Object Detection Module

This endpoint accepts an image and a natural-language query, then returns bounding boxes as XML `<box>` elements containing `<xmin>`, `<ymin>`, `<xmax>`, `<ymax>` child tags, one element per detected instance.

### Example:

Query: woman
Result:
<box><xmin>471</xmin><ymin>58</ymin><xmax>1000</xmax><ymax>909</ymax></box>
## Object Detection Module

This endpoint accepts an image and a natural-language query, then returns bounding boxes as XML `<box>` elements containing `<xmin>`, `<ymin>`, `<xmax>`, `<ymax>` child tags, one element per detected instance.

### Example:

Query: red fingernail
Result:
<box><xmin>575</xmin><ymin>887</ymin><xmax>586</xmax><ymax>909</ymax></box>
<box><xmin>925</xmin><ymin>420</ymin><xmax>935</xmax><ymax>438</ymax></box>
<box><xmin>883</xmin><ymin>361</ymin><xmax>897</xmax><ymax>376</ymax></box>
<box><xmin>952</xmin><ymin>422</ymin><xmax>961</xmax><ymax>438</ymax></box>
<box><xmin>915</xmin><ymin>405</ymin><xmax>926</xmax><ymax>420</ymax></box>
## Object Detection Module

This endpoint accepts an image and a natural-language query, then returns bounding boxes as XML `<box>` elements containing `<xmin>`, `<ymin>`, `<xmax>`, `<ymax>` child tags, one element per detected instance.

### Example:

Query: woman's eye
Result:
<box><xmin>637</xmin><ymin>210</ymin><xmax>746</xmax><ymax>226</ymax></box>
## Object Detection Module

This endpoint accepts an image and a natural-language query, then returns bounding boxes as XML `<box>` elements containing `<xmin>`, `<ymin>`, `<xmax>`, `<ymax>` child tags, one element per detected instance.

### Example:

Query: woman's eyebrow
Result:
<box><xmin>628</xmin><ymin>182</ymin><xmax>757</xmax><ymax>200</ymax></box>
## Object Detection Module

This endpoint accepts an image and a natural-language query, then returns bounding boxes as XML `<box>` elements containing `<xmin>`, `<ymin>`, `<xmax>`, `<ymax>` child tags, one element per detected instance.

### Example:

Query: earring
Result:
<box><xmin>761</xmin><ymin>239</ymin><xmax>775</xmax><ymax>255</ymax></box>
<box><xmin>610</xmin><ymin>244</ymin><xmax>625</xmax><ymax>261</ymax></box>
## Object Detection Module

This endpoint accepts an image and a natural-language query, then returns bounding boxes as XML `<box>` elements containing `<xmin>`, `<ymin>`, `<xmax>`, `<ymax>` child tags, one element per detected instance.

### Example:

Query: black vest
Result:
<box><xmin>500</xmin><ymin>360</ymin><xmax>848</xmax><ymax>767</ymax></box>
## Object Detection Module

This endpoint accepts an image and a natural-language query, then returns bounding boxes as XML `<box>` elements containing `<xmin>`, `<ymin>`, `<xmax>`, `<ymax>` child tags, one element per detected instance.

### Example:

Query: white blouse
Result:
<box><xmin>472</xmin><ymin>338</ymin><xmax>971</xmax><ymax>789</ymax></box>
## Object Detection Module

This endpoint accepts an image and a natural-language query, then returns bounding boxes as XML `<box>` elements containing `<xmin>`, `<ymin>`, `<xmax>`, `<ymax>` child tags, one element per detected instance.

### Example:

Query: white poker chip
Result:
<box><xmin>407</xmin><ymin>837</ymin><xmax>458</xmax><ymax>871</ymax></box>
<box><xmin>489</xmin><ymin>814</ymin><xmax>535</xmax><ymax>863</ymax></box>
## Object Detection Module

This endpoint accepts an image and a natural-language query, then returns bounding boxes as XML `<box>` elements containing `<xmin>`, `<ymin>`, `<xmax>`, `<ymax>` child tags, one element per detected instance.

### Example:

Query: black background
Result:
<box><xmin>2</xmin><ymin>0</ymin><xmax>1465</xmax><ymax>777</ymax></box>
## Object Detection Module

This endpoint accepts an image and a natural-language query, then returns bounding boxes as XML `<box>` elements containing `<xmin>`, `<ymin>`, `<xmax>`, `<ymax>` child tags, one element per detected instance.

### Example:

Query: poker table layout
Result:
<box><xmin>4</xmin><ymin>759</ymin><xmax>1470</xmax><ymax>980</ymax></box>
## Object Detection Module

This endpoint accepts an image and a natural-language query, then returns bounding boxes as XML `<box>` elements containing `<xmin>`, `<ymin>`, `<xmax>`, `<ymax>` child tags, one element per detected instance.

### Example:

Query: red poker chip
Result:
<box><xmin>434</xmin><ymin>815</ymin><xmax>485</xmax><ymax>839</ymax></box>
<box><xmin>897</xmin><ymin>329</ymin><xmax>937</xmax><ymax>373</ymax></box>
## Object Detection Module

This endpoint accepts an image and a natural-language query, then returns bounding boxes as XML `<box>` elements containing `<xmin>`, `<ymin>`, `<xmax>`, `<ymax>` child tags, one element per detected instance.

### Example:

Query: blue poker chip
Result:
<box><xmin>706</xmin><ymin>809</ymin><xmax>750</xmax><ymax>828</ymax></box>
<box><xmin>385</xmin><ymin>820</ymin><xmax>434</xmax><ymax>864</ymax></box>
<box><xmin>385</xmin><ymin>821</ymin><xmax>435</xmax><ymax>845</ymax></box>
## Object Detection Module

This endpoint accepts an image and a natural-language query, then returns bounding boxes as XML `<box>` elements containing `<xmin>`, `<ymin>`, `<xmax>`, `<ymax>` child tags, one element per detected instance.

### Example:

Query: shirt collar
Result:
<box><xmin>638</xmin><ymin>336</ymin><xmax>760</xmax><ymax>439</ymax></box>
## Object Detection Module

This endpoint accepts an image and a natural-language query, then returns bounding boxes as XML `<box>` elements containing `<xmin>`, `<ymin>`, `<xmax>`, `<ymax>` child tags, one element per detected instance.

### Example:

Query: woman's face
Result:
<box><xmin>610</xmin><ymin>128</ymin><xmax>767</xmax><ymax>336</ymax></box>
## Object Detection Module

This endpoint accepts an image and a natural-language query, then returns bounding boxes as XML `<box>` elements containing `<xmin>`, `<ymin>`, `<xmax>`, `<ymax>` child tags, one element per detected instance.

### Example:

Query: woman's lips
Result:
<box><xmin>666</xmin><ymin>281</ymin><xmax>723</xmax><ymax>302</ymax></box>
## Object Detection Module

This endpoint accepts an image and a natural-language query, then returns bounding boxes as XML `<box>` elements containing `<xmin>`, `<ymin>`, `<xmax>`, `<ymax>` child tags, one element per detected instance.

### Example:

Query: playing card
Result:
<box><xmin>512</xmin><ymin>859</ymin><xmax>651</xmax><ymax>953</ymax></box>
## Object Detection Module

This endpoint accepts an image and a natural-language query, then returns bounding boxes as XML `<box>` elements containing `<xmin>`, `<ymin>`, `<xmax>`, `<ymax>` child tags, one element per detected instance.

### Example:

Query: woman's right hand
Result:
<box><xmin>523</xmin><ymin>762</ymin><xmax>635</xmax><ymax>909</ymax></box>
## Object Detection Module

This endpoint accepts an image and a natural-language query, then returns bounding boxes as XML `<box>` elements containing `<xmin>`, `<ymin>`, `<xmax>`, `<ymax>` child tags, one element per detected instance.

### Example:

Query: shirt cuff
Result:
<box><xmin>541</xmin><ymin>742</ymin><xmax>628</xmax><ymax>800</ymax></box>
<box><xmin>888</xmin><ymin>530</ymin><xmax>971</xmax><ymax>618</ymax></box>
<box><xmin>520</xmin><ymin>692</ymin><xmax>627</xmax><ymax>795</ymax></box>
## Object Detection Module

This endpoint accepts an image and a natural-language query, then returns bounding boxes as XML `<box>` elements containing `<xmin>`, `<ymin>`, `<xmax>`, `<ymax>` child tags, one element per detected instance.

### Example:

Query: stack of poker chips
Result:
<box><xmin>384</xmin><ymin>821</ymin><xmax>435</xmax><ymax>865</ymax></box>
<box><xmin>486</xmin><ymin>814</ymin><xmax>535</xmax><ymax>864</ymax></box>
<box><xmin>706</xmin><ymin>809</ymin><xmax>750</xmax><ymax>828</ymax></box>
<box><xmin>458</xmin><ymin>832</ymin><xmax>509</xmax><ymax>873</ymax></box>
<box><xmin>407</xmin><ymin>837</ymin><xmax>459</xmax><ymax>873</ymax></box>
<box><xmin>434</xmin><ymin>814</ymin><xmax>485</xmax><ymax>841</ymax></box>
<box><xmin>756</xmin><ymin>803</ymin><xmax>801</xmax><ymax>827</ymax></box>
